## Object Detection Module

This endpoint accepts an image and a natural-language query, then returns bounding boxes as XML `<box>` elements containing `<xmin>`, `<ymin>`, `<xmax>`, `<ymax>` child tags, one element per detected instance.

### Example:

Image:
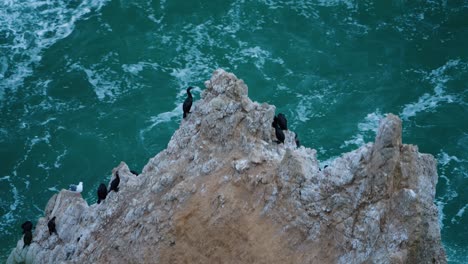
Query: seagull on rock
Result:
<box><xmin>69</xmin><ymin>182</ymin><xmax>83</xmax><ymax>193</ymax></box>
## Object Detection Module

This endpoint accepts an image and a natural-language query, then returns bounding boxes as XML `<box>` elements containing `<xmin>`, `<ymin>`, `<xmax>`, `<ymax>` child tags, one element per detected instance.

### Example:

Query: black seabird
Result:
<box><xmin>277</xmin><ymin>113</ymin><xmax>288</xmax><ymax>130</ymax></box>
<box><xmin>274</xmin><ymin>122</ymin><xmax>285</xmax><ymax>144</ymax></box>
<box><xmin>295</xmin><ymin>133</ymin><xmax>300</xmax><ymax>147</ymax></box>
<box><xmin>21</xmin><ymin>221</ymin><xmax>33</xmax><ymax>234</ymax></box>
<box><xmin>109</xmin><ymin>171</ymin><xmax>120</xmax><ymax>193</ymax></box>
<box><xmin>97</xmin><ymin>183</ymin><xmax>108</xmax><ymax>204</ymax></box>
<box><xmin>272</xmin><ymin>115</ymin><xmax>278</xmax><ymax>128</ymax></box>
<box><xmin>182</xmin><ymin>87</ymin><xmax>194</xmax><ymax>118</ymax></box>
<box><xmin>23</xmin><ymin>230</ymin><xmax>32</xmax><ymax>248</ymax></box>
<box><xmin>48</xmin><ymin>217</ymin><xmax>57</xmax><ymax>236</ymax></box>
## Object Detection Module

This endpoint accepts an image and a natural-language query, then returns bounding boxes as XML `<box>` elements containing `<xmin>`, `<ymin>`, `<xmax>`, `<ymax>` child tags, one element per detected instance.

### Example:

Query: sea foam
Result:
<box><xmin>0</xmin><ymin>0</ymin><xmax>110</xmax><ymax>101</ymax></box>
<box><xmin>401</xmin><ymin>59</ymin><xmax>465</xmax><ymax>120</ymax></box>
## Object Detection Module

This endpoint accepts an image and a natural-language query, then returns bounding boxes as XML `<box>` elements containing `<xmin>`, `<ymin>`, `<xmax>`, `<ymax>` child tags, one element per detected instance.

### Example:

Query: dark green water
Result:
<box><xmin>1</xmin><ymin>0</ymin><xmax>467</xmax><ymax>262</ymax></box>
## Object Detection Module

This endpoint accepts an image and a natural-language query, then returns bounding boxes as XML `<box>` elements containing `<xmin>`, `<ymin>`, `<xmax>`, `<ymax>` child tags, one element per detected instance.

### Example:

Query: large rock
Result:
<box><xmin>7</xmin><ymin>69</ymin><xmax>446</xmax><ymax>263</ymax></box>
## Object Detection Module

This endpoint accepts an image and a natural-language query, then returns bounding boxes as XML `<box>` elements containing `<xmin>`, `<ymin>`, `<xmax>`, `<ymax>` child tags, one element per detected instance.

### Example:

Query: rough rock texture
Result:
<box><xmin>7</xmin><ymin>69</ymin><xmax>446</xmax><ymax>264</ymax></box>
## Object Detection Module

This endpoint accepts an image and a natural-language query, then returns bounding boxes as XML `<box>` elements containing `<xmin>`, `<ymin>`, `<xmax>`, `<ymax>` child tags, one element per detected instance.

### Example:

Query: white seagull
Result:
<box><xmin>69</xmin><ymin>182</ymin><xmax>83</xmax><ymax>193</ymax></box>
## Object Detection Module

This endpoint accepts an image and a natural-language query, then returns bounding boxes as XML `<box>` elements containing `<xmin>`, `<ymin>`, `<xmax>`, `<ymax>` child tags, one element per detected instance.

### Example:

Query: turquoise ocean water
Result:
<box><xmin>0</xmin><ymin>0</ymin><xmax>467</xmax><ymax>262</ymax></box>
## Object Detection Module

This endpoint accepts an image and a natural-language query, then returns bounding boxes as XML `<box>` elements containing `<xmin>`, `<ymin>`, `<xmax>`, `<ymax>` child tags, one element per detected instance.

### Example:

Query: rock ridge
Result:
<box><xmin>7</xmin><ymin>69</ymin><xmax>446</xmax><ymax>264</ymax></box>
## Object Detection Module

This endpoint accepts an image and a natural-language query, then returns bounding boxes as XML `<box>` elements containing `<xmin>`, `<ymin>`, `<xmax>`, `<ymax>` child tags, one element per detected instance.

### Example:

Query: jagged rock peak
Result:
<box><xmin>203</xmin><ymin>69</ymin><xmax>249</xmax><ymax>100</ymax></box>
<box><xmin>374</xmin><ymin>113</ymin><xmax>402</xmax><ymax>150</ymax></box>
<box><xmin>7</xmin><ymin>69</ymin><xmax>446</xmax><ymax>264</ymax></box>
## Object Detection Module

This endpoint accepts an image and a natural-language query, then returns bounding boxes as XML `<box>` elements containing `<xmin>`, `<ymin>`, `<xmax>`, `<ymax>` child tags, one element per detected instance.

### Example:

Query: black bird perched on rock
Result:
<box><xmin>274</xmin><ymin>122</ymin><xmax>285</xmax><ymax>144</ymax></box>
<box><xmin>21</xmin><ymin>220</ymin><xmax>33</xmax><ymax>248</ymax></box>
<box><xmin>109</xmin><ymin>171</ymin><xmax>120</xmax><ymax>192</ymax></box>
<box><xmin>295</xmin><ymin>133</ymin><xmax>300</xmax><ymax>147</ymax></box>
<box><xmin>97</xmin><ymin>183</ymin><xmax>108</xmax><ymax>204</ymax></box>
<box><xmin>277</xmin><ymin>113</ymin><xmax>288</xmax><ymax>130</ymax></box>
<box><xmin>21</xmin><ymin>221</ymin><xmax>33</xmax><ymax>234</ymax></box>
<box><xmin>48</xmin><ymin>217</ymin><xmax>57</xmax><ymax>236</ymax></box>
<box><xmin>23</xmin><ymin>230</ymin><xmax>32</xmax><ymax>248</ymax></box>
<box><xmin>272</xmin><ymin>115</ymin><xmax>278</xmax><ymax>128</ymax></box>
<box><xmin>183</xmin><ymin>86</ymin><xmax>194</xmax><ymax>118</ymax></box>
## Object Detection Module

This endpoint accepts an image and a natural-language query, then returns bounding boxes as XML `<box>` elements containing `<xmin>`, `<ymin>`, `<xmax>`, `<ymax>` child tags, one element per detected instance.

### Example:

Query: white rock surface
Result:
<box><xmin>7</xmin><ymin>69</ymin><xmax>446</xmax><ymax>264</ymax></box>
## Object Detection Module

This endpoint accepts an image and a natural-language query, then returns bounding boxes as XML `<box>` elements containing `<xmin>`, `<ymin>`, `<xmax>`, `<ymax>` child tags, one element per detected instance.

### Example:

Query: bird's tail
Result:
<box><xmin>183</xmin><ymin>112</ymin><xmax>187</xmax><ymax>118</ymax></box>
<box><xmin>97</xmin><ymin>199</ymin><xmax>101</xmax><ymax>204</ymax></box>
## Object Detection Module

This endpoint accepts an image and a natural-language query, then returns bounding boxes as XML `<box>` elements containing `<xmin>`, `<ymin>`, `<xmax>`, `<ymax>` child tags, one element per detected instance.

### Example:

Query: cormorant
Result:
<box><xmin>183</xmin><ymin>87</ymin><xmax>194</xmax><ymax>118</ymax></box>
<box><xmin>97</xmin><ymin>183</ymin><xmax>108</xmax><ymax>204</ymax></box>
<box><xmin>274</xmin><ymin>122</ymin><xmax>285</xmax><ymax>144</ymax></box>
<box><xmin>277</xmin><ymin>113</ymin><xmax>288</xmax><ymax>130</ymax></box>
<box><xmin>21</xmin><ymin>221</ymin><xmax>33</xmax><ymax>234</ymax></box>
<box><xmin>109</xmin><ymin>171</ymin><xmax>120</xmax><ymax>192</ymax></box>
<box><xmin>23</xmin><ymin>230</ymin><xmax>32</xmax><ymax>248</ymax></box>
<box><xmin>272</xmin><ymin>115</ymin><xmax>278</xmax><ymax>128</ymax></box>
<box><xmin>48</xmin><ymin>217</ymin><xmax>57</xmax><ymax>236</ymax></box>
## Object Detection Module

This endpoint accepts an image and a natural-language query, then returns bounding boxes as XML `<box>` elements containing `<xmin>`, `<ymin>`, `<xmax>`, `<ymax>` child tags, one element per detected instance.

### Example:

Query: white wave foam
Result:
<box><xmin>122</xmin><ymin>62</ymin><xmax>160</xmax><ymax>75</ymax></box>
<box><xmin>294</xmin><ymin>88</ymin><xmax>334</xmax><ymax>124</ymax></box>
<box><xmin>0</xmin><ymin>179</ymin><xmax>21</xmax><ymax>231</ymax></box>
<box><xmin>54</xmin><ymin>149</ymin><xmax>68</xmax><ymax>168</ymax></box>
<box><xmin>436</xmin><ymin>173</ymin><xmax>460</xmax><ymax>229</ymax></box>
<box><xmin>30</xmin><ymin>132</ymin><xmax>51</xmax><ymax>146</ymax></box>
<box><xmin>83</xmin><ymin>67</ymin><xmax>121</xmax><ymax>101</ymax></box>
<box><xmin>445</xmin><ymin>244</ymin><xmax>468</xmax><ymax>264</ymax></box>
<box><xmin>0</xmin><ymin>175</ymin><xmax>10</xmax><ymax>181</ymax></box>
<box><xmin>122</xmin><ymin>63</ymin><xmax>143</xmax><ymax>75</ymax></box>
<box><xmin>260</xmin><ymin>0</ymin><xmax>355</xmax><ymax>18</ymax></box>
<box><xmin>296</xmin><ymin>100</ymin><xmax>311</xmax><ymax>123</ymax></box>
<box><xmin>341</xmin><ymin>111</ymin><xmax>383</xmax><ymax>148</ymax></box>
<box><xmin>69</xmin><ymin>61</ymin><xmax>124</xmax><ymax>102</ymax></box>
<box><xmin>139</xmin><ymin>86</ymin><xmax>203</xmax><ymax>143</ymax></box>
<box><xmin>167</xmin><ymin>21</ymin><xmax>220</xmax><ymax>88</ymax></box>
<box><xmin>150</xmin><ymin>106</ymin><xmax>181</xmax><ymax>127</ymax></box>
<box><xmin>40</xmin><ymin>117</ymin><xmax>57</xmax><ymax>126</ymax></box>
<box><xmin>239</xmin><ymin>46</ymin><xmax>272</xmax><ymax>70</ymax></box>
<box><xmin>0</xmin><ymin>0</ymin><xmax>110</xmax><ymax>100</ymax></box>
<box><xmin>48</xmin><ymin>186</ymin><xmax>60</xmax><ymax>192</ymax></box>
<box><xmin>342</xmin><ymin>134</ymin><xmax>365</xmax><ymax>148</ymax></box>
<box><xmin>357</xmin><ymin>111</ymin><xmax>383</xmax><ymax>133</ymax></box>
<box><xmin>139</xmin><ymin>105</ymin><xmax>181</xmax><ymax>143</ymax></box>
<box><xmin>170</xmin><ymin>67</ymin><xmax>201</xmax><ymax>88</ymax></box>
<box><xmin>38</xmin><ymin>162</ymin><xmax>50</xmax><ymax>171</ymax></box>
<box><xmin>436</xmin><ymin>200</ymin><xmax>446</xmax><ymax>229</ymax></box>
<box><xmin>455</xmin><ymin>205</ymin><xmax>467</xmax><ymax>218</ymax></box>
<box><xmin>437</xmin><ymin>151</ymin><xmax>464</xmax><ymax>167</ymax></box>
<box><xmin>401</xmin><ymin>59</ymin><xmax>464</xmax><ymax>120</ymax></box>
<box><xmin>225</xmin><ymin>43</ymin><xmax>285</xmax><ymax>76</ymax></box>
<box><xmin>315</xmin><ymin>0</ymin><xmax>356</xmax><ymax>9</ymax></box>
<box><xmin>451</xmin><ymin>204</ymin><xmax>468</xmax><ymax>224</ymax></box>
<box><xmin>400</xmin><ymin>93</ymin><xmax>455</xmax><ymax>120</ymax></box>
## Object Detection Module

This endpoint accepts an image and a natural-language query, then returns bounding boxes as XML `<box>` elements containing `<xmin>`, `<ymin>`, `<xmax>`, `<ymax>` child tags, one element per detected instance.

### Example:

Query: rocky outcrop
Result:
<box><xmin>7</xmin><ymin>69</ymin><xmax>446</xmax><ymax>263</ymax></box>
